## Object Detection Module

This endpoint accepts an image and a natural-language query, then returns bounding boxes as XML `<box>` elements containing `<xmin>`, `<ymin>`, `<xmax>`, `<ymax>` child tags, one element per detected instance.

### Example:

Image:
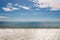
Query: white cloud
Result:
<box><xmin>7</xmin><ymin>3</ymin><xmax>13</xmax><ymax>6</ymax></box>
<box><xmin>12</xmin><ymin>7</ymin><xmax>19</xmax><ymax>10</ymax></box>
<box><xmin>0</xmin><ymin>16</ymin><xmax>8</xmax><ymax>19</ymax></box>
<box><xmin>2</xmin><ymin>7</ymin><xmax>19</xmax><ymax>11</ymax></box>
<box><xmin>14</xmin><ymin>4</ymin><xmax>19</xmax><ymax>6</ymax></box>
<box><xmin>2</xmin><ymin>3</ymin><xmax>31</xmax><ymax>11</ymax></box>
<box><xmin>18</xmin><ymin>5</ymin><xmax>31</xmax><ymax>10</ymax></box>
<box><xmin>30</xmin><ymin>0</ymin><xmax>60</xmax><ymax>11</ymax></box>
<box><xmin>35</xmin><ymin>9</ymin><xmax>40</xmax><ymax>10</ymax></box>
<box><xmin>2</xmin><ymin>7</ymin><xmax>12</xmax><ymax>11</ymax></box>
<box><xmin>2</xmin><ymin>3</ymin><xmax>20</xmax><ymax>11</ymax></box>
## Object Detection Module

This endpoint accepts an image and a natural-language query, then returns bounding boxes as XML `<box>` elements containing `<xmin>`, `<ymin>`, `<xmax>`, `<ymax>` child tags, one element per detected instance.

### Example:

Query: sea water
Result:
<box><xmin>0</xmin><ymin>21</ymin><xmax>60</xmax><ymax>28</ymax></box>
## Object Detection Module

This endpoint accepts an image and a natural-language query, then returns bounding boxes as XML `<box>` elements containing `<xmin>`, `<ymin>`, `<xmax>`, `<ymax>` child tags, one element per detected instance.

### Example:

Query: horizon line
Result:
<box><xmin>0</xmin><ymin>20</ymin><xmax>60</xmax><ymax>22</ymax></box>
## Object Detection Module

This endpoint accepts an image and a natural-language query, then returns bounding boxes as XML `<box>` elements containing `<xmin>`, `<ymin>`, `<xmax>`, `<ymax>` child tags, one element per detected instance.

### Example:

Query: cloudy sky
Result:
<box><xmin>0</xmin><ymin>0</ymin><xmax>60</xmax><ymax>21</ymax></box>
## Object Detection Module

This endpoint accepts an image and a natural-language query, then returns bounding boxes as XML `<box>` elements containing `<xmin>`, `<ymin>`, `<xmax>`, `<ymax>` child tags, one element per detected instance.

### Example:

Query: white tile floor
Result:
<box><xmin>0</xmin><ymin>29</ymin><xmax>60</xmax><ymax>40</ymax></box>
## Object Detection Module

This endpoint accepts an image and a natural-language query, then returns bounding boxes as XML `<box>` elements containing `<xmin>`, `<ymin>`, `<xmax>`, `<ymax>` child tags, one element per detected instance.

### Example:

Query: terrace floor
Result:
<box><xmin>0</xmin><ymin>29</ymin><xmax>60</xmax><ymax>40</ymax></box>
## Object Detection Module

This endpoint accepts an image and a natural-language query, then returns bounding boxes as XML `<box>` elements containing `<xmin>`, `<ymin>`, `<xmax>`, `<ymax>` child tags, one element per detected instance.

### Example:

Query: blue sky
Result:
<box><xmin>0</xmin><ymin>0</ymin><xmax>60</xmax><ymax>21</ymax></box>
